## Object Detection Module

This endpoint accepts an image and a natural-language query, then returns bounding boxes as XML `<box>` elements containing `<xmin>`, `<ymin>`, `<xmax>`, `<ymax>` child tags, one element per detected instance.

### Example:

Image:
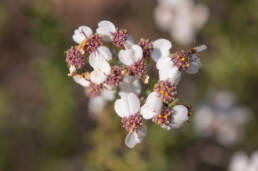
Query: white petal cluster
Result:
<box><xmin>194</xmin><ymin>90</ymin><xmax>250</xmax><ymax>145</ymax></box>
<box><xmin>229</xmin><ymin>151</ymin><xmax>258</xmax><ymax>171</ymax></box>
<box><xmin>125</xmin><ymin>126</ymin><xmax>147</xmax><ymax>149</ymax></box>
<box><xmin>156</xmin><ymin>44</ymin><xmax>206</xmax><ymax>84</ymax></box>
<box><xmin>96</xmin><ymin>20</ymin><xmax>117</xmax><ymax>42</ymax></box>
<box><xmin>89</xmin><ymin>46</ymin><xmax>112</xmax><ymax>84</ymax></box>
<box><xmin>119</xmin><ymin>76</ymin><xmax>141</xmax><ymax>95</ymax></box>
<box><xmin>115</xmin><ymin>93</ymin><xmax>140</xmax><ymax>118</ymax></box>
<box><xmin>141</xmin><ymin>92</ymin><xmax>163</xmax><ymax>119</ymax></box>
<box><xmin>141</xmin><ymin>92</ymin><xmax>189</xmax><ymax>129</ymax></box>
<box><xmin>154</xmin><ymin>0</ymin><xmax>209</xmax><ymax>45</ymax></box>
<box><xmin>73</xmin><ymin>75</ymin><xmax>90</xmax><ymax>87</ymax></box>
<box><xmin>114</xmin><ymin>93</ymin><xmax>146</xmax><ymax>148</ymax></box>
<box><xmin>156</xmin><ymin>56</ymin><xmax>181</xmax><ymax>84</ymax></box>
<box><xmin>72</xmin><ymin>24</ymin><xmax>113</xmax><ymax>84</ymax></box>
<box><xmin>119</xmin><ymin>44</ymin><xmax>143</xmax><ymax>66</ymax></box>
<box><xmin>151</xmin><ymin>39</ymin><xmax>172</xmax><ymax>62</ymax></box>
<box><xmin>68</xmin><ymin>20</ymin><xmax>208</xmax><ymax>149</ymax></box>
<box><xmin>170</xmin><ymin>105</ymin><xmax>189</xmax><ymax>129</ymax></box>
<box><xmin>72</xmin><ymin>26</ymin><xmax>93</xmax><ymax>44</ymax></box>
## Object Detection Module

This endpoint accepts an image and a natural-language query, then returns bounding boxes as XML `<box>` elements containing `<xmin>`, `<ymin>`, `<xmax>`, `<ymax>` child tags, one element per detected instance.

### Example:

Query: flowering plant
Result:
<box><xmin>65</xmin><ymin>20</ymin><xmax>207</xmax><ymax>148</ymax></box>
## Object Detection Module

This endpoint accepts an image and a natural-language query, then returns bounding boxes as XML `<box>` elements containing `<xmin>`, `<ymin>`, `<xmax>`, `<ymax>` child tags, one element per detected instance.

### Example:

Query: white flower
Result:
<box><xmin>154</xmin><ymin>0</ymin><xmax>209</xmax><ymax>45</ymax></box>
<box><xmin>151</xmin><ymin>39</ymin><xmax>172</xmax><ymax>62</ymax></box>
<box><xmin>96</xmin><ymin>20</ymin><xmax>116</xmax><ymax>42</ymax></box>
<box><xmin>114</xmin><ymin>93</ymin><xmax>146</xmax><ymax>148</ymax></box>
<box><xmin>89</xmin><ymin>46</ymin><xmax>112</xmax><ymax>84</ymax></box>
<box><xmin>72</xmin><ymin>25</ymin><xmax>113</xmax><ymax>84</ymax></box>
<box><xmin>141</xmin><ymin>92</ymin><xmax>163</xmax><ymax>119</ymax></box>
<box><xmin>125</xmin><ymin>126</ymin><xmax>147</xmax><ymax>149</ymax></box>
<box><xmin>72</xmin><ymin>26</ymin><xmax>93</xmax><ymax>44</ymax></box>
<box><xmin>118</xmin><ymin>44</ymin><xmax>143</xmax><ymax>66</ymax></box>
<box><xmin>194</xmin><ymin>89</ymin><xmax>250</xmax><ymax>146</ymax></box>
<box><xmin>229</xmin><ymin>151</ymin><xmax>258</xmax><ymax>171</ymax></box>
<box><xmin>119</xmin><ymin>76</ymin><xmax>141</xmax><ymax>95</ymax></box>
<box><xmin>185</xmin><ymin>54</ymin><xmax>202</xmax><ymax>74</ymax></box>
<box><xmin>156</xmin><ymin>56</ymin><xmax>181</xmax><ymax>84</ymax></box>
<box><xmin>114</xmin><ymin>93</ymin><xmax>140</xmax><ymax>118</ymax></box>
<box><xmin>186</xmin><ymin>45</ymin><xmax>207</xmax><ymax>74</ymax></box>
<box><xmin>73</xmin><ymin>75</ymin><xmax>90</xmax><ymax>87</ymax></box>
<box><xmin>230</xmin><ymin>152</ymin><xmax>249</xmax><ymax>171</ymax></box>
<box><xmin>170</xmin><ymin>105</ymin><xmax>189</xmax><ymax>128</ymax></box>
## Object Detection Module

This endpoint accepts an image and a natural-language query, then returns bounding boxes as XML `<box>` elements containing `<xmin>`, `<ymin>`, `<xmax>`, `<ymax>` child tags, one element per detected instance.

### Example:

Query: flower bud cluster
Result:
<box><xmin>65</xmin><ymin>20</ymin><xmax>207</xmax><ymax>148</ymax></box>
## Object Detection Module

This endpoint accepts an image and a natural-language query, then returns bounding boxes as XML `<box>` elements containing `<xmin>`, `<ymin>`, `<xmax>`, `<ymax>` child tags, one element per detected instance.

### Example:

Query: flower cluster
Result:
<box><xmin>194</xmin><ymin>90</ymin><xmax>250</xmax><ymax>146</ymax></box>
<box><xmin>65</xmin><ymin>20</ymin><xmax>207</xmax><ymax>148</ymax></box>
<box><xmin>154</xmin><ymin>0</ymin><xmax>209</xmax><ymax>45</ymax></box>
<box><xmin>229</xmin><ymin>151</ymin><xmax>258</xmax><ymax>171</ymax></box>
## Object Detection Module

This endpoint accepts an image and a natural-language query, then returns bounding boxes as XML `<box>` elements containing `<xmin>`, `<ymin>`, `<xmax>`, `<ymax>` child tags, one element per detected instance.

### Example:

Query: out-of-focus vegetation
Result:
<box><xmin>0</xmin><ymin>0</ymin><xmax>257</xmax><ymax>171</ymax></box>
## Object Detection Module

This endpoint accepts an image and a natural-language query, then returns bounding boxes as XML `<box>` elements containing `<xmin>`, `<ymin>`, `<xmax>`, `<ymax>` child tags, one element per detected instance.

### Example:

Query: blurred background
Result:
<box><xmin>0</xmin><ymin>0</ymin><xmax>258</xmax><ymax>170</ymax></box>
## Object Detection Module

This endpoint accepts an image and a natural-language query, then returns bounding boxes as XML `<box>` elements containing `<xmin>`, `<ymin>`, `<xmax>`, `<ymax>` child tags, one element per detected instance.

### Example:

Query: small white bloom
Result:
<box><xmin>114</xmin><ymin>93</ymin><xmax>146</xmax><ymax>148</ymax></box>
<box><xmin>170</xmin><ymin>105</ymin><xmax>189</xmax><ymax>128</ymax></box>
<box><xmin>119</xmin><ymin>76</ymin><xmax>141</xmax><ymax>95</ymax></box>
<box><xmin>151</xmin><ymin>39</ymin><xmax>172</xmax><ymax>62</ymax></box>
<box><xmin>154</xmin><ymin>0</ymin><xmax>209</xmax><ymax>45</ymax></box>
<box><xmin>194</xmin><ymin>89</ymin><xmax>250</xmax><ymax>146</ymax></box>
<box><xmin>73</xmin><ymin>75</ymin><xmax>90</xmax><ymax>87</ymax></box>
<box><xmin>89</xmin><ymin>47</ymin><xmax>112</xmax><ymax>84</ymax></box>
<box><xmin>96</xmin><ymin>20</ymin><xmax>116</xmax><ymax>42</ymax></box>
<box><xmin>156</xmin><ymin>57</ymin><xmax>181</xmax><ymax>84</ymax></box>
<box><xmin>125</xmin><ymin>126</ymin><xmax>147</xmax><ymax>149</ymax></box>
<box><xmin>186</xmin><ymin>45</ymin><xmax>206</xmax><ymax>74</ymax></box>
<box><xmin>72</xmin><ymin>26</ymin><xmax>93</xmax><ymax>44</ymax></box>
<box><xmin>141</xmin><ymin>92</ymin><xmax>163</xmax><ymax>119</ymax></box>
<box><xmin>185</xmin><ymin>54</ymin><xmax>202</xmax><ymax>74</ymax></box>
<box><xmin>229</xmin><ymin>152</ymin><xmax>249</xmax><ymax>171</ymax></box>
<box><xmin>118</xmin><ymin>44</ymin><xmax>143</xmax><ymax>66</ymax></box>
<box><xmin>114</xmin><ymin>92</ymin><xmax>140</xmax><ymax>118</ymax></box>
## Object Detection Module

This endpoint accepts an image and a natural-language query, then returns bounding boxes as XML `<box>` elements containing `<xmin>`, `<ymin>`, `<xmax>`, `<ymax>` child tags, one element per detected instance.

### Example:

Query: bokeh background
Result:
<box><xmin>0</xmin><ymin>0</ymin><xmax>258</xmax><ymax>170</ymax></box>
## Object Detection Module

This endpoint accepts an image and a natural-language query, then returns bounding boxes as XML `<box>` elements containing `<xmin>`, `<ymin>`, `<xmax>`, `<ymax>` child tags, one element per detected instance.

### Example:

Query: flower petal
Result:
<box><xmin>170</xmin><ymin>105</ymin><xmax>189</xmax><ymax>128</ymax></box>
<box><xmin>120</xmin><ymin>76</ymin><xmax>141</xmax><ymax>95</ymax></box>
<box><xmin>151</xmin><ymin>39</ymin><xmax>172</xmax><ymax>62</ymax></box>
<box><xmin>73</xmin><ymin>75</ymin><xmax>90</xmax><ymax>87</ymax></box>
<box><xmin>229</xmin><ymin>152</ymin><xmax>249</xmax><ymax>171</ymax></box>
<box><xmin>159</xmin><ymin>66</ymin><xmax>181</xmax><ymax>84</ymax></box>
<box><xmin>90</xmin><ymin>70</ymin><xmax>107</xmax><ymax>84</ymax></box>
<box><xmin>185</xmin><ymin>54</ymin><xmax>202</xmax><ymax>74</ymax></box>
<box><xmin>127</xmin><ymin>93</ymin><xmax>140</xmax><ymax>115</ymax></box>
<box><xmin>96</xmin><ymin>20</ymin><xmax>116</xmax><ymax>42</ymax></box>
<box><xmin>141</xmin><ymin>92</ymin><xmax>163</xmax><ymax>119</ymax></box>
<box><xmin>89</xmin><ymin>53</ymin><xmax>111</xmax><ymax>74</ymax></box>
<box><xmin>124</xmin><ymin>35</ymin><xmax>135</xmax><ymax>49</ymax></box>
<box><xmin>131</xmin><ymin>44</ymin><xmax>143</xmax><ymax>61</ymax></box>
<box><xmin>114</xmin><ymin>94</ymin><xmax>130</xmax><ymax>117</ymax></box>
<box><xmin>194</xmin><ymin>44</ymin><xmax>207</xmax><ymax>53</ymax></box>
<box><xmin>125</xmin><ymin>127</ymin><xmax>146</xmax><ymax>148</ymax></box>
<box><xmin>72</xmin><ymin>26</ymin><xmax>92</xmax><ymax>44</ymax></box>
<box><xmin>97</xmin><ymin>46</ymin><xmax>112</xmax><ymax>61</ymax></box>
<box><xmin>156</xmin><ymin>56</ymin><xmax>172</xmax><ymax>69</ymax></box>
<box><xmin>119</xmin><ymin>49</ymin><xmax>135</xmax><ymax>66</ymax></box>
<box><xmin>119</xmin><ymin>44</ymin><xmax>143</xmax><ymax>66</ymax></box>
<box><xmin>157</xmin><ymin>57</ymin><xmax>181</xmax><ymax>84</ymax></box>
